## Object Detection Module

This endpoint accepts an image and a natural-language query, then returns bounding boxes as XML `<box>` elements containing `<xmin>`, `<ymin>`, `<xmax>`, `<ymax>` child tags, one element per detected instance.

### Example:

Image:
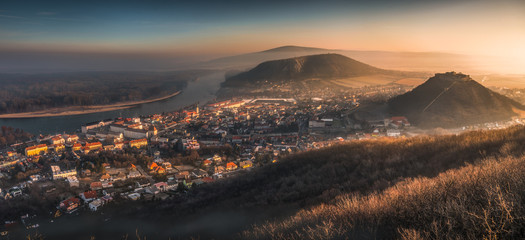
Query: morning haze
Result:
<box><xmin>1</xmin><ymin>0</ymin><xmax>525</xmax><ymax>239</ymax></box>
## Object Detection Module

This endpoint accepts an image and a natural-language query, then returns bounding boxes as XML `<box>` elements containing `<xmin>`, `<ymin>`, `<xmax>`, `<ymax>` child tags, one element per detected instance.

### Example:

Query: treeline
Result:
<box><xmin>0</xmin><ymin>126</ymin><xmax>33</xmax><ymax>146</ymax></box>
<box><xmin>0</xmin><ymin>70</ymin><xmax>210</xmax><ymax>114</ymax></box>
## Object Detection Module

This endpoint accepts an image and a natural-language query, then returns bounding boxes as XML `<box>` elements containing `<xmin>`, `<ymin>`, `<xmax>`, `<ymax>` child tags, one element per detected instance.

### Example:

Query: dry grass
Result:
<box><xmin>243</xmin><ymin>143</ymin><xmax>525</xmax><ymax>239</ymax></box>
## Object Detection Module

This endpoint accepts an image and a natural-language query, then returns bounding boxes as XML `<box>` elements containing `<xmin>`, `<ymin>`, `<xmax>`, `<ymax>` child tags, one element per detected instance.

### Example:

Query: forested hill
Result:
<box><xmin>222</xmin><ymin>53</ymin><xmax>388</xmax><ymax>87</ymax></box>
<box><xmin>0</xmin><ymin>70</ymin><xmax>209</xmax><ymax>114</ymax></box>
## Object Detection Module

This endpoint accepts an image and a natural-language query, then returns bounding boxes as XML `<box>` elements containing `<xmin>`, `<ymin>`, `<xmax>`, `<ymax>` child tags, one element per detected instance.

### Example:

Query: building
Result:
<box><xmin>59</xmin><ymin>197</ymin><xmax>80</xmax><ymax>213</ymax></box>
<box><xmin>89</xmin><ymin>199</ymin><xmax>103</xmax><ymax>211</ymax></box>
<box><xmin>67</xmin><ymin>176</ymin><xmax>79</xmax><ymax>188</ymax></box>
<box><xmin>81</xmin><ymin>119</ymin><xmax>114</xmax><ymax>133</ymax></box>
<box><xmin>66</xmin><ymin>135</ymin><xmax>79</xmax><ymax>143</ymax></box>
<box><xmin>129</xmin><ymin>139</ymin><xmax>148</xmax><ymax>148</ymax></box>
<box><xmin>128</xmin><ymin>170</ymin><xmax>141</xmax><ymax>178</ymax></box>
<box><xmin>109</xmin><ymin>123</ymin><xmax>126</xmax><ymax>133</ymax></box>
<box><xmin>53</xmin><ymin>144</ymin><xmax>65</xmax><ymax>153</ymax></box>
<box><xmin>178</xmin><ymin>139</ymin><xmax>200</xmax><ymax>151</ymax></box>
<box><xmin>90</xmin><ymin>182</ymin><xmax>103</xmax><ymax>191</ymax></box>
<box><xmin>124</xmin><ymin>128</ymin><xmax>148</xmax><ymax>139</ymax></box>
<box><xmin>25</xmin><ymin>144</ymin><xmax>48</xmax><ymax>156</ymax></box>
<box><xmin>72</xmin><ymin>143</ymin><xmax>82</xmax><ymax>151</ymax></box>
<box><xmin>385</xmin><ymin>116</ymin><xmax>411</xmax><ymax>128</ymax></box>
<box><xmin>51</xmin><ymin>165</ymin><xmax>77</xmax><ymax>180</ymax></box>
<box><xmin>386</xmin><ymin>129</ymin><xmax>401</xmax><ymax>137</ymax></box>
<box><xmin>226</xmin><ymin>162</ymin><xmax>238</xmax><ymax>171</ymax></box>
<box><xmin>85</xmin><ymin>142</ymin><xmax>102</xmax><ymax>151</ymax></box>
<box><xmin>240</xmin><ymin>160</ymin><xmax>253</xmax><ymax>169</ymax></box>
<box><xmin>50</xmin><ymin>136</ymin><xmax>65</xmax><ymax>145</ymax></box>
<box><xmin>128</xmin><ymin>193</ymin><xmax>141</xmax><ymax>201</ymax></box>
<box><xmin>80</xmin><ymin>190</ymin><xmax>97</xmax><ymax>202</ymax></box>
<box><xmin>147</xmin><ymin>126</ymin><xmax>158</xmax><ymax>137</ymax></box>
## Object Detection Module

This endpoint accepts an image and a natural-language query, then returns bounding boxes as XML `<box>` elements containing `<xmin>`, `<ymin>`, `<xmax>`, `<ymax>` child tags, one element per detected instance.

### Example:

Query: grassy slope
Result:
<box><xmin>244</xmin><ymin>153</ymin><xmax>525</xmax><ymax>240</ymax></box>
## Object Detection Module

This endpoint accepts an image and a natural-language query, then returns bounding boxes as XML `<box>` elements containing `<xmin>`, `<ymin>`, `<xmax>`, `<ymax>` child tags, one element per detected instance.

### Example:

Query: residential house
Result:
<box><xmin>67</xmin><ymin>176</ymin><xmax>79</xmax><ymax>188</ymax></box>
<box><xmin>154</xmin><ymin>182</ymin><xmax>168</xmax><ymax>192</ymax></box>
<box><xmin>226</xmin><ymin>162</ymin><xmax>238</xmax><ymax>171</ymax></box>
<box><xmin>175</xmin><ymin>171</ymin><xmax>190</xmax><ymax>180</ymax></box>
<box><xmin>100</xmin><ymin>173</ymin><xmax>111</xmax><ymax>182</ymax></box>
<box><xmin>79</xmin><ymin>190</ymin><xmax>97</xmax><ymax>202</ymax></box>
<box><xmin>89</xmin><ymin>199</ymin><xmax>103</xmax><ymax>211</ymax></box>
<box><xmin>128</xmin><ymin>193</ymin><xmax>141</xmax><ymax>201</ymax></box>
<box><xmin>240</xmin><ymin>160</ymin><xmax>253</xmax><ymax>169</ymax></box>
<box><xmin>59</xmin><ymin>197</ymin><xmax>80</xmax><ymax>213</ymax></box>
<box><xmin>9</xmin><ymin>187</ymin><xmax>22</xmax><ymax>198</ymax></box>
<box><xmin>202</xmin><ymin>159</ymin><xmax>212</xmax><ymax>167</ymax></box>
<box><xmin>214</xmin><ymin>166</ymin><xmax>225</xmax><ymax>174</ymax></box>
<box><xmin>90</xmin><ymin>182</ymin><xmax>103</xmax><ymax>191</ymax></box>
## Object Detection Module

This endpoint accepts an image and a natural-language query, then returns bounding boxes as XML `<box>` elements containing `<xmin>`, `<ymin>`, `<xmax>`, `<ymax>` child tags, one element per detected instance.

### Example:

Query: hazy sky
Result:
<box><xmin>1</xmin><ymin>0</ymin><xmax>524</xmax><ymax>72</ymax></box>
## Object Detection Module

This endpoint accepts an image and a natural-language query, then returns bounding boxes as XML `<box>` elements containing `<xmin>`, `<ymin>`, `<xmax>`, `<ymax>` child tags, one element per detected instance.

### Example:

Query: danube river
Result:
<box><xmin>0</xmin><ymin>71</ymin><xmax>225</xmax><ymax>135</ymax></box>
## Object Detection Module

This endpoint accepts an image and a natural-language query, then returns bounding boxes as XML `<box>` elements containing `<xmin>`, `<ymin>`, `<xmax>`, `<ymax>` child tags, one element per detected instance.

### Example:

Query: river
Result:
<box><xmin>0</xmin><ymin>71</ymin><xmax>225</xmax><ymax>135</ymax></box>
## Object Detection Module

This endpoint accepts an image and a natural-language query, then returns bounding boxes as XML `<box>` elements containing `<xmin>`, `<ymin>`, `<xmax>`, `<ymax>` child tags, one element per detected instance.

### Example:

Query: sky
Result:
<box><xmin>0</xmin><ymin>0</ymin><xmax>524</xmax><ymax>72</ymax></box>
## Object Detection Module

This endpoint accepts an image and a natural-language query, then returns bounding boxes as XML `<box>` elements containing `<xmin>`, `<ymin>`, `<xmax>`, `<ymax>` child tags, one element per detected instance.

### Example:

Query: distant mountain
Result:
<box><xmin>388</xmin><ymin>72</ymin><xmax>525</xmax><ymax>128</ymax></box>
<box><xmin>260</xmin><ymin>45</ymin><xmax>336</xmax><ymax>53</ymax></box>
<box><xmin>198</xmin><ymin>45</ymin><xmax>493</xmax><ymax>74</ymax></box>
<box><xmin>199</xmin><ymin>45</ymin><xmax>336</xmax><ymax>70</ymax></box>
<box><xmin>222</xmin><ymin>53</ymin><xmax>389</xmax><ymax>87</ymax></box>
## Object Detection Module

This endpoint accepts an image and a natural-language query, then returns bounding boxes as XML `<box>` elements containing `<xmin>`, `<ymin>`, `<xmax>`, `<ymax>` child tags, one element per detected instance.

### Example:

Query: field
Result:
<box><xmin>330</xmin><ymin>75</ymin><xmax>427</xmax><ymax>88</ymax></box>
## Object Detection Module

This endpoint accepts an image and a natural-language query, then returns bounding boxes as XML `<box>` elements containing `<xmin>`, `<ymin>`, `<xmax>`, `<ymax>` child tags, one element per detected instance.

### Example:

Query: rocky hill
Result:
<box><xmin>388</xmin><ymin>72</ymin><xmax>525</xmax><ymax>128</ymax></box>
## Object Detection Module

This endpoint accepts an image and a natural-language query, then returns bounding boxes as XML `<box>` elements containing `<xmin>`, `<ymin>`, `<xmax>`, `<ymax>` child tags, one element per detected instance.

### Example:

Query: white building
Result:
<box><xmin>67</xmin><ymin>176</ymin><xmax>79</xmax><ymax>188</ymax></box>
<box><xmin>386</xmin><ymin>129</ymin><xmax>401</xmax><ymax>137</ymax></box>
<box><xmin>51</xmin><ymin>165</ymin><xmax>77</xmax><ymax>180</ymax></box>
<box><xmin>89</xmin><ymin>199</ymin><xmax>103</xmax><ymax>211</ymax></box>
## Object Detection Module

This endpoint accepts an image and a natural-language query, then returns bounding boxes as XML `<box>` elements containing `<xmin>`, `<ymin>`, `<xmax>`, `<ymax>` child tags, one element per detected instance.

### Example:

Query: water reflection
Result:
<box><xmin>0</xmin><ymin>71</ymin><xmax>225</xmax><ymax>135</ymax></box>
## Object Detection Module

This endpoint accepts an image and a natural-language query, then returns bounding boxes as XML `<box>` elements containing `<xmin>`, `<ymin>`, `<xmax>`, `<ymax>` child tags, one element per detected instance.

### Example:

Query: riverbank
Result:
<box><xmin>0</xmin><ymin>91</ymin><xmax>181</xmax><ymax>119</ymax></box>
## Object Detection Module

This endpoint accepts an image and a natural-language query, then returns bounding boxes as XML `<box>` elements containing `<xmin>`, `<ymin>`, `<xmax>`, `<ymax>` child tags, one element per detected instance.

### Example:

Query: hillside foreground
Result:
<box><xmin>244</xmin><ymin>128</ymin><xmax>525</xmax><ymax>239</ymax></box>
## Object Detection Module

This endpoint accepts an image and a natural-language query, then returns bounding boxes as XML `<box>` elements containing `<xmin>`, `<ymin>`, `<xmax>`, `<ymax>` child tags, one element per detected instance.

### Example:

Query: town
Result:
<box><xmin>1</xmin><ymin>84</ymin><xmax>524</xmax><ymax>236</ymax></box>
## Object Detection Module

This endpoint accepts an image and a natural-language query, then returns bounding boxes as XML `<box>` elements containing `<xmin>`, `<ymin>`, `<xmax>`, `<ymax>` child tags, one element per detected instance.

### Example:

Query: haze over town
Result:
<box><xmin>1</xmin><ymin>0</ymin><xmax>525</xmax><ymax>239</ymax></box>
